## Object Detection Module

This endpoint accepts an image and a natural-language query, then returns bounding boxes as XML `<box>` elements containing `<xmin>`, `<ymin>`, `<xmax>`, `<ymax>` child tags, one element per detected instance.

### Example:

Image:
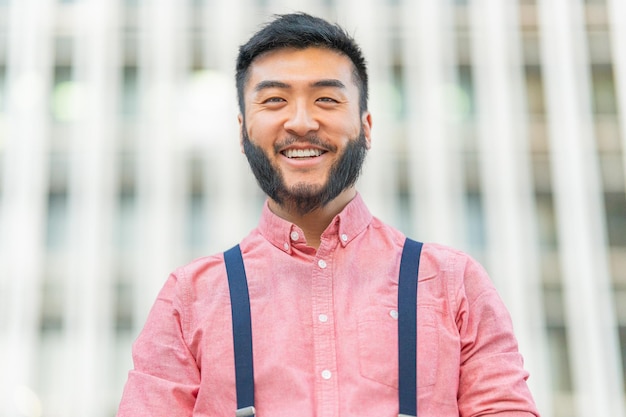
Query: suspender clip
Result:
<box><xmin>398</xmin><ymin>414</ymin><xmax>416</xmax><ymax>417</ymax></box>
<box><xmin>235</xmin><ymin>406</ymin><xmax>256</xmax><ymax>417</ymax></box>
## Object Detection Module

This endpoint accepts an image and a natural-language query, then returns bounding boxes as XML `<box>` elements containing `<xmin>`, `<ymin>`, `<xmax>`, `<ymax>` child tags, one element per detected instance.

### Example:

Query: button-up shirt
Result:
<box><xmin>117</xmin><ymin>194</ymin><xmax>539</xmax><ymax>417</ymax></box>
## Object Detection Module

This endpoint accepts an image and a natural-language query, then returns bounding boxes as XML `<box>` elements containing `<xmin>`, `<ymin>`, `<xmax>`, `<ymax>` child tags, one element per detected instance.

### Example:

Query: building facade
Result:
<box><xmin>0</xmin><ymin>0</ymin><xmax>625</xmax><ymax>416</ymax></box>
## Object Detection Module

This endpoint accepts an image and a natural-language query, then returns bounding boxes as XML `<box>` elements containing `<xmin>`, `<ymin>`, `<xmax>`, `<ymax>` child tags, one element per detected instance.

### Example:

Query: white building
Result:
<box><xmin>0</xmin><ymin>1</ymin><xmax>624</xmax><ymax>416</ymax></box>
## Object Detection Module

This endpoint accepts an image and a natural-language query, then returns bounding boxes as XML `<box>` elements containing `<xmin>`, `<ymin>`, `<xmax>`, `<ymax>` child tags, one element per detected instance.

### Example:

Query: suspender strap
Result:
<box><xmin>224</xmin><ymin>245</ymin><xmax>256</xmax><ymax>417</ymax></box>
<box><xmin>398</xmin><ymin>237</ymin><xmax>423</xmax><ymax>417</ymax></box>
<box><xmin>224</xmin><ymin>239</ymin><xmax>422</xmax><ymax>417</ymax></box>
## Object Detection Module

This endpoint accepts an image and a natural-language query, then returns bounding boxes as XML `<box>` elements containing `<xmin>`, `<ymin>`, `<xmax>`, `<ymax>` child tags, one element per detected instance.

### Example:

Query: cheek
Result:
<box><xmin>329</xmin><ymin>122</ymin><xmax>361</xmax><ymax>142</ymax></box>
<box><xmin>245</xmin><ymin>117</ymin><xmax>280</xmax><ymax>144</ymax></box>
<box><xmin>324</xmin><ymin>111</ymin><xmax>362</xmax><ymax>135</ymax></box>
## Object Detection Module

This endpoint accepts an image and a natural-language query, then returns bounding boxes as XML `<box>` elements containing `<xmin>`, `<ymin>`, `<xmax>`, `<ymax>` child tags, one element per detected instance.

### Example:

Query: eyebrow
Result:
<box><xmin>311</xmin><ymin>79</ymin><xmax>347</xmax><ymax>89</ymax></box>
<box><xmin>253</xmin><ymin>79</ymin><xmax>347</xmax><ymax>92</ymax></box>
<box><xmin>254</xmin><ymin>80</ymin><xmax>290</xmax><ymax>92</ymax></box>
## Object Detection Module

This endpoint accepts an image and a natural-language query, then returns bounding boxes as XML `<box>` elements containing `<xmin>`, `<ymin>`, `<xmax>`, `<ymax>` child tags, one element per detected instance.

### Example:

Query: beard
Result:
<box><xmin>241</xmin><ymin>127</ymin><xmax>368</xmax><ymax>216</ymax></box>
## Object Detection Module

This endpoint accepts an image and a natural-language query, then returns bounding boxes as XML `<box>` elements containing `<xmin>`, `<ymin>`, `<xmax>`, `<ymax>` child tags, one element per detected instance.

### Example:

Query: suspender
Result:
<box><xmin>224</xmin><ymin>246</ymin><xmax>256</xmax><ymax>417</ymax></box>
<box><xmin>224</xmin><ymin>237</ymin><xmax>423</xmax><ymax>417</ymax></box>
<box><xmin>398</xmin><ymin>238</ymin><xmax>423</xmax><ymax>417</ymax></box>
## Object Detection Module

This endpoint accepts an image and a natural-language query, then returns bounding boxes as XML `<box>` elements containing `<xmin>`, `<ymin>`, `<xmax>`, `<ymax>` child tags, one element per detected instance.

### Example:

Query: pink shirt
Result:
<box><xmin>117</xmin><ymin>194</ymin><xmax>539</xmax><ymax>417</ymax></box>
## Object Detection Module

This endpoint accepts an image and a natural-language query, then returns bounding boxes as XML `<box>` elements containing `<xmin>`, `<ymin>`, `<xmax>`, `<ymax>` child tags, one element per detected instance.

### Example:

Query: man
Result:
<box><xmin>117</xmin><ymin>12</ymin><xmax>539</xmax><ymax>417</ymax></box>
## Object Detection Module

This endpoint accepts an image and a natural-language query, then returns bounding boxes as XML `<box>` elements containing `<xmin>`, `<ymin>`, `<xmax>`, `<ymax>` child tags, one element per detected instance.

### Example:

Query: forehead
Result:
<box><xmin>245</xmin><ymin>47</ymin><xmax>357</xmax><ymax>91</ymax></box>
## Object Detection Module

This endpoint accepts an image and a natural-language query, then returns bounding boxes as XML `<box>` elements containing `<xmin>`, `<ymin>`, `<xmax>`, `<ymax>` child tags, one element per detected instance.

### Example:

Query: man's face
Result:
<box><xmin>239</xmin><ymin>47</ymin><xmax>372</xmax><ymax>215</ymax></box>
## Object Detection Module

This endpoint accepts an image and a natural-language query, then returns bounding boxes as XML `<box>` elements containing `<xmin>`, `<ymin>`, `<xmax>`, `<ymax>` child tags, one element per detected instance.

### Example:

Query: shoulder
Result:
<box><xmin>420</xmin><ymin>242</ymin><xmax>485</xmax><ymax>276</ymax></box>
<box><xmin>417</xmin><ymin>242</ymin><xmax>494</xmax><ymax>300</ymax></box>
<box><xmin>168</xmin><ymin>251</ymin><xmax>231</xmax><ymax>306</ymax></box>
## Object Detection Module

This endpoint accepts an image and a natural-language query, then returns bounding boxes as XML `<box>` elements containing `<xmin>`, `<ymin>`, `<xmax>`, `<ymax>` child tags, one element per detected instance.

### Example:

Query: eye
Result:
<box><xmin>263</xmin><ymin>96</ymin><xmax>285</xmax><ymax>103</ymax></box>
<box><xmin>317</xmin><ymin>97</ymin><xmax>338</xmax><ymax>103</ymax></box>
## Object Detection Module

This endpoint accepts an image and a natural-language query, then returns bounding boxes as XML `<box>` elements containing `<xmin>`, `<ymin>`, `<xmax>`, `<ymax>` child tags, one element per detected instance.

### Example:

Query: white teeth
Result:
<box><xmin>283</xmin><ymin>148</ymin><xmax>323</xmax><ymax>158</ymax></box>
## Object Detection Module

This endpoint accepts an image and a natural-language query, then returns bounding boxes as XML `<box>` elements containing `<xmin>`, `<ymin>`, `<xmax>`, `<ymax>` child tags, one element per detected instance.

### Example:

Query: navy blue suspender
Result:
<box><xmin>397</xmin><ymin>238</ymin><xmax>423</xmax><ymax>417</ymax></box>
<box><xmin>224</xmin><ymin>245</ymin><xmax>257</xmax><ymax>417</ymax></box>
<box><xmin>224</xmin><ymin>237</ymin><xmax>423</xmax><ymax>417</ymax></box>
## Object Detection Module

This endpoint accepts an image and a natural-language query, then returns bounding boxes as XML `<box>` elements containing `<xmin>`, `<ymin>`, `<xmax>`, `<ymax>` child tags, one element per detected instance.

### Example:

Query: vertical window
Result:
<box><xmin>455</xmin><ymin>65</ymin><xmax>475</xmax><ymax>123</ymax></box>
<box><xmin>51</xmin><ymin>66</ymin><xmax>85</xmax><ymax>124</ymax></box>
<box><xmin>591</xmin><ymin>64</ymin><xmax>618</xmax><ymax>115</ymax></box>
<box><xmin>46</xmin><ymin>153</ymin><xmax>69</xmax><ymax>250</ymax></box>
<box><xmin>121</xmin><ymin>66</ymin><xmax>138</xmax><ymax>121</ymax></box>
<box><xmin>186</xmin><ymin>155</ymin><xmax>206</xmax><ymax>254</ymax></box>
<box><xmin>605</xmin><ymin>192</ymin><xmax>626</xmax><ymax>247</ymax></box>
<box><xmin>465</xmin><ymin>191</ymin><xmax>486</xmax><ymax>249</ymax></box>
<box><xmin>116</xmin><ymin>152</ymin><xmax>137</xmax><ymax>250</ymax></box>
<box><xmin>524</xmin><ymin>65</ymin><xmax>546</xmax><ymax>116</ymax></box>
<box><xmin>0</xmin><ymin>65</ymin><xmax>7</xmax><ymax>113</ymax></box>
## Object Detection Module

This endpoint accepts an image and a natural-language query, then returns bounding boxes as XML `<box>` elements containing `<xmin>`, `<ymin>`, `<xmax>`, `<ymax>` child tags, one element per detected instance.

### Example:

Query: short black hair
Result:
<box><xmin>235</xmin><ymin>12</ymin><xmax>368</xmax><ymax>114</ymax></box>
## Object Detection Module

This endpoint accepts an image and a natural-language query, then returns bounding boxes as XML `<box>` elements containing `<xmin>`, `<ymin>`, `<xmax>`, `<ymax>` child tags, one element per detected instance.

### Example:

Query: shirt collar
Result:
<box><xmin>258</xmin><ymin>193</ymin><xmax>373</xmax><ymax>253</ymax></box>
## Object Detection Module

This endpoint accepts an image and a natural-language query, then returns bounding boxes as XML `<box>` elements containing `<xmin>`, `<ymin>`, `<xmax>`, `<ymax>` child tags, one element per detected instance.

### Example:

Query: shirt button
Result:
<box><xmin>318</xmin><ymin>259</ymin><xmax>327</xmax><ymax>269</ymax></box>
<box><xmin>290</xmin><ymin>231</ymin><xmax>299</xmax><ymax>241</ymax></box>
<box><xmin>341</xmin><ymin>233</ymin><xmax>348</xmax><ymax>242</ymax></box>
<box><xmin>390</xmin><ymin>310</ymin><xmax>399</xmax><ymax>320</ymax></box>
<box><xmin>321</xmin><ymin>370</ymin><xmax>332</xmax><ymax>380</ymax></box>
<box><xmin>318</xmin><ymin>314</ymin><xmax>328</xmax><ymax>323</ymax></box>
<box><xmin>283</xmin><ymin>243</ymin><xmax>289</xmax><ymax>251</ymax></box>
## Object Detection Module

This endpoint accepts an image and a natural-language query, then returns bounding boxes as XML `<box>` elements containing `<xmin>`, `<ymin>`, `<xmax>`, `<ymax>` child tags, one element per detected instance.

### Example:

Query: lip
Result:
<box><xmin>278</xmin><ymin>145</ymin><xmax>330</xmax><ymax>168</ymax></box>
<box><xmin>282</xmin><ymin>147</ymin><xmax>326</xmax><ymax>158</ymax></box>
<box><xmin>278</xmin><ymin>142</ymin><xmax>329</xmax><ymax>157</ymax></box>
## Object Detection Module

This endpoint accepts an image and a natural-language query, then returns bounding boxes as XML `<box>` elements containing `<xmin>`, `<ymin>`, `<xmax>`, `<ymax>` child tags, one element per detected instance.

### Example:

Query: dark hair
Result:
<box><xmin>235</xmin><ymin>12</ymin><xmax>368</xmax><ymax>114</ymax></box>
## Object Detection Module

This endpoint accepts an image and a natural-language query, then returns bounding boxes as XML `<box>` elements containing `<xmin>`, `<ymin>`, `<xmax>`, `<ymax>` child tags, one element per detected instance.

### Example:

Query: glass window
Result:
<box><xmin>465</xmin><ymin>191</ymin><xmax>486</xmax><ymax>249</ymax></box>
<box><xmin>40</xmin><ymin>279</ymin><xmax>64</xmax><ymax>332</ymax></box>
<box><xmin>46</xmin><ymin>191</ymin><xmax>69</xmax><ymax>250</ymax></box>
<box><xmin>621</xmin><ymin>325</ymin><xmax>626</xmax><ymax>393</ymax></box>
<box><xmin>455</xmin><ymin>65</ymin><xmax>475</xmax><ymax>122</ymax></box>
<box><xmin>187</xmin><ymin>192</ymin><xmax>206</xmax><ymax>250</ymax></box>
<box><xmin>0</xmin><ymin>66</ymin><xmax>7</xmax><ymax>113</ymax></box>
<box><xmin>535</xmin><ymin>192</ymin><xmax>558</xmax><ymax>250</ymax></box>
<box><xmin>599</xmin><ymin>153</ymin><xmax>625</xmax><ymax>192</ymax></box>
<box><xmin>605</xmin><ymin>192</ymin><xmax>626</xmax><ymax>247</ymax></box>
<box><xmin>116</xmin><ymin>191</ymin><xmax>137</xmax><ymax>250</ymax></box>
<box><xmin>46</xmin><ymin>153</ymin><xmax>69</xmax><ymax>250</ymax></box>
<box><xmin>532</xmin><ymin>152</ymin><xmax>552</xmax><ymax>192</ymax></box>
<box><xmin>591</xmin><ymin>64</ymin><xmax>617</xmax><ymax>115</ymax></box>
<box><xmin>121</xmin><ymin>66</ymin><xmax>139</xmax><ymax>120</ymax></box>
<box><xmin>115</xmin><ymin>278</ymin><xmax>134</xmax><ymax>331</ymax></box>
<box><xmin>546</xmin><ymin>324</ymin><xmax>574</xmax><ymax>392</ymax></box>
<box><xmin>524</xmin><ymin>65</ymin><xmax>545</xmax><ymax>115</ymax></box>
<box><xmin>51</xmin><ymin>66</ymin><xmax>85</xmax><ymax>123</ymax></box>
<box><xmin>186</xmin><ymin>155</ymin><xmax>206</xmax><ymax>252</ymax></box>
<box><xmin>116</xmin><ymin>155</ymin><xmax>137</xmax><ymax>252</ymax></box>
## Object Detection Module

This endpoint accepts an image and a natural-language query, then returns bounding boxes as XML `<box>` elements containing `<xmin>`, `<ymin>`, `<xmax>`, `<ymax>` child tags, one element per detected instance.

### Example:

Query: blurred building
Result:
<box><xmin>0</xmin><ymin>0</ymin><xmax>624</xmax><ymax>416</ymax></box>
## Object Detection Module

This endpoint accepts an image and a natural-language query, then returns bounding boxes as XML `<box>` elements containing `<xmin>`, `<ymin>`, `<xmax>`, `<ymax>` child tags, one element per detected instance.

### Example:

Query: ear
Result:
<box><xmin>361</xmin><ymin>112</ymin><xmax>372</xmax><ymax>149</ymax></box>
<box><xmin>237</xmin><ymin>114</ymin><xmax>245</xmax><ymax>154</ymax></box>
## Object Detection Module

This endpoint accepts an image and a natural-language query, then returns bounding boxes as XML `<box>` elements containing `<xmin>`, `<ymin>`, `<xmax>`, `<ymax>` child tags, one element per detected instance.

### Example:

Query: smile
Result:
<box><xmin>282</xmin><ymin>148</ymin><xmax>325</xmax><ymax>159</ymax></box>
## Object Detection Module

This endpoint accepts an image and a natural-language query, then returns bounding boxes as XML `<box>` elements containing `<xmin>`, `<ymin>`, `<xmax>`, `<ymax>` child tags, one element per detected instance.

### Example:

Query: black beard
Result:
<box><xmin>241</xmin><ymin>128</ymin><xmax>368</xmax><ymax>216</ymax></box>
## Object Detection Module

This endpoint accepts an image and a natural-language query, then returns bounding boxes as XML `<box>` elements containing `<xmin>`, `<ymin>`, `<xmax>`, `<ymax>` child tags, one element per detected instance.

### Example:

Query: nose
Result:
<box><xmin>283</xmin><ymin>101</ymin><xmax>319</xmax><ymax>136</ymax></box>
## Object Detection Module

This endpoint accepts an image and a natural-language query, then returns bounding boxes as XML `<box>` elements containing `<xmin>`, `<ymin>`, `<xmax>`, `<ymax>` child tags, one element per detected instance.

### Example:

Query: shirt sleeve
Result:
<box><xmin>455</xmin><ymin>256</ymin><xmax>540</xmax><ymax>417</ymax></box>
<box><xmin>116</xmin><ymin>272</ymin><xmax>200</xmax><ymax>417</ymax></box>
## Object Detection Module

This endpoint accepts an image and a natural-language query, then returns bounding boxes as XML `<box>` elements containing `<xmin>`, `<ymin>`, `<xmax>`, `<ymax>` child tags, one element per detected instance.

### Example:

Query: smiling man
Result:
<box><xmin>239</xmin><ymin>46</ymin><xmax>371</xmax><ymax>248</ymax></box>
<box><xmin>117</xmin><ymin>13</ymin><xmax>540</xmax><ymax>417</ymax></box>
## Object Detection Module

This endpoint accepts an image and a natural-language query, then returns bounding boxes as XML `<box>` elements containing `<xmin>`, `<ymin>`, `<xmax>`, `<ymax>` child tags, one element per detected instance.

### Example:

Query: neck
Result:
<box><xmin>268</xmin><ymin>188</ymin><xmax>357</xmax><ymax>249</ymax></box>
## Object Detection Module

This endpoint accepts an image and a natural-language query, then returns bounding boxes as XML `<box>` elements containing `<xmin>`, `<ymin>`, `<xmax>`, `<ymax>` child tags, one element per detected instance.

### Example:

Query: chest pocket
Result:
<box><xmin>357</xmin><ymin>305</ymin><xmax>440</xmax><ymax>388</ymax></box>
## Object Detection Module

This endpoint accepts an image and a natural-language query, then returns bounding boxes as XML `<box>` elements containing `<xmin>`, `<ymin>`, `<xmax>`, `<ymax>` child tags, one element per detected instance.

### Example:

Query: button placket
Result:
<box><xmin>311</xmin><ymin>247</ymin><xmax>338</xmax><ymax>412</ymax></box>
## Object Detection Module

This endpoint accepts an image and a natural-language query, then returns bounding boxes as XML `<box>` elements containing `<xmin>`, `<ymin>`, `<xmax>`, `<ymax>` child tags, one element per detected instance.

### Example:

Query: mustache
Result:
<box><xmin>273</xmin><ymin>135</ymin><xmax>338</xmax><ymax>154</ymax></box>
